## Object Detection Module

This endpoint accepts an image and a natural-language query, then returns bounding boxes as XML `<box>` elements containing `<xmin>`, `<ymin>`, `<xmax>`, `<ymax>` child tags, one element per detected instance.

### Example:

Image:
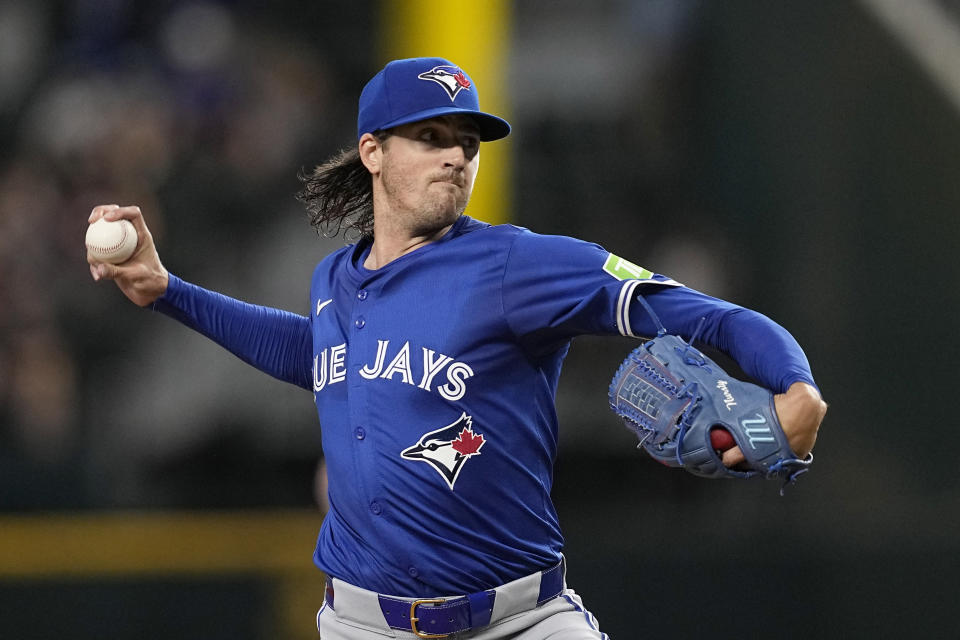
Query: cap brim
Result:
<box><xmin>375</xmin><ymin>106</ymin><xmax>511</xmax><ymax>142</ymax></box>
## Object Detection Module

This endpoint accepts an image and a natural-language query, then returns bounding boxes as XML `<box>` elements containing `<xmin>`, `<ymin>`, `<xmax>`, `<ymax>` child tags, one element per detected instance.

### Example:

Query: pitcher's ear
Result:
<box><xmin>358</xmin><ymin>132</ymin><xmax>383</xmax><ymax>175</ymax></box>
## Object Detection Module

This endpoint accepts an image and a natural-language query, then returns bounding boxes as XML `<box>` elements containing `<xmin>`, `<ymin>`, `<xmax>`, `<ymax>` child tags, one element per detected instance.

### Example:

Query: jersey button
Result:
<box><xmin>369</xmin><ymin>501</ymin><xmax>382</xmax><ymax>515</ymax></box>
<box><xmin>354</xmin><ymin>317</ymin><xmax>365</xmax><ymax>329</ymax></box>
<box><xmin>407</xmin><ymin>566</ymin><xmax>419</xmax><ymax>578</ymax></box>
<box><xmin>357</xmin><ymin>289</ymin><xmax>368</xmax><ymax>301</ymax></box>
<box><xmin>354</xmin><ymin>426</ymin><xmax>366</xmax><ymax>440</ymax></box>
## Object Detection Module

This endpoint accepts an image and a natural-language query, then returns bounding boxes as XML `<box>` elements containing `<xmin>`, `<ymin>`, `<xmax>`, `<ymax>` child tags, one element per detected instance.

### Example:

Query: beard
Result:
<box><xmin>380</xmin><ymin>165</ymin><xmax>473</xmax><ymax>236</ymax></box>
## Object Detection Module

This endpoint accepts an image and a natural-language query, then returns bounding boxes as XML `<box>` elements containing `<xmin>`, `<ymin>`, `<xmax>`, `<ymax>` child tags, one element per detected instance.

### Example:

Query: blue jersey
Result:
<box><xmin>154</xmin><ymin>215</ymin><xmax>816</xmax><ymax>597</ymax></box>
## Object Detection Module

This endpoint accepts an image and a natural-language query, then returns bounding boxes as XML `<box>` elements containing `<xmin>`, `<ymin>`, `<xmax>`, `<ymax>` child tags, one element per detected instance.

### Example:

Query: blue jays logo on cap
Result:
<box><xmin>401</xmin><ymin>413</ymin><xmax>486</xmax><ymax>490</ymax></box>
<box><xmin>418</xmin><ymin>65</ymin><xmax>472</xmax><ymax>101</ymax></box>
<box><xmin>357</xmin><ymin>57</ymin><xmax>510</xmax><ymax>141</ymax></box>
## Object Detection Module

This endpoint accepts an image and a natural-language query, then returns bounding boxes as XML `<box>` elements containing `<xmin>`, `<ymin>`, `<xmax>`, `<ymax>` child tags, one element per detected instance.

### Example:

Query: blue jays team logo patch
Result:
<box><xmin>401</xmin><ymin>413</ymin><xmax>485</xmax><ymax>489</ymax></box>
<box><xmin>417</xmin><ymin>65</ymin><xmax>472</xmax><ymax>101</ymax></box>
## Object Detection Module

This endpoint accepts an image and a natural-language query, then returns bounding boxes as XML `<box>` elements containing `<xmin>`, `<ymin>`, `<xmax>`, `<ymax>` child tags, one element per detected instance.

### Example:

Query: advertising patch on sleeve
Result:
<box><xmin>603</xmin><ymin>253</ymin><xmax>654</xmax><ymax>281</ymax></box>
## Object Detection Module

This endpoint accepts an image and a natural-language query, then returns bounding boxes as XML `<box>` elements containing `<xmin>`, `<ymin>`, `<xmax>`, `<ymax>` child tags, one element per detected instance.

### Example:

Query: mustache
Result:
<box><xmin>430</xmin><ymin>172</ymin><xmax>466</xmax><ymax>187</ymax></box>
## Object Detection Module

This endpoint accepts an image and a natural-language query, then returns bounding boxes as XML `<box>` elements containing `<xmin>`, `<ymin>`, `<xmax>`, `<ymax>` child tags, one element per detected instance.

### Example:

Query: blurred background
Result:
<box><xmin>1</xmin><ymin>0</ymin><xmax>959</xmax><ymax>638</ymax></box>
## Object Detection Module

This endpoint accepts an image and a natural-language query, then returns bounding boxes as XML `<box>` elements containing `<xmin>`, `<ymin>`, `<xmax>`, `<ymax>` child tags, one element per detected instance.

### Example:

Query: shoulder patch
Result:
<box><xmin>603</xmin><ymin>253</ymin><xmax>653</xmax><ymax>281</ymax></box>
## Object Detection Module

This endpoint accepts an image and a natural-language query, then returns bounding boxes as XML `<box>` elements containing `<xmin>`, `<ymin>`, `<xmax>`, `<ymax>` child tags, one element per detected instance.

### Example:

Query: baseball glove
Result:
<box><xmin>608</xmin><ymin>309</ymin><xmax>812</xmax><ymax>492</ymax></box>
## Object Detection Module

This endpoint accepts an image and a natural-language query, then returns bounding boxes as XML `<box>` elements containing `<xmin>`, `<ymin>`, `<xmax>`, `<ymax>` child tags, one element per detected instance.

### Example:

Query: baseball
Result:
<box><xmin>86</xmin><ymin>218</ymin><xmax>138</xmax><ymax>264</ymax></box>
<box><xmin>710</xmin><ymin>428</ymin><xmax>736</xmax><ymax>452</ymax></box>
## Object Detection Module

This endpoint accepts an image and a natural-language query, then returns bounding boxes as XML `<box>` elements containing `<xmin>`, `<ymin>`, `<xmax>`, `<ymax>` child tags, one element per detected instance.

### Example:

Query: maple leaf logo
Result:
<box><xmin>453</xmin><ymin>71</ymin><xmax>471</xmax><ymax>90</ymax></box>
<box><xmin>400</xmin><ymin>413</ymin><xmax>487</xmax><ymax>490</ymax></box>
<box><xmin>417</xmin><ymin>66</ymin><xmax>472</xmax><ymax>101</ymax></box>
<box><xmin>451</xmin><ymin>427</ymin><xmax>485</xmax><ymax>456</ymax></box>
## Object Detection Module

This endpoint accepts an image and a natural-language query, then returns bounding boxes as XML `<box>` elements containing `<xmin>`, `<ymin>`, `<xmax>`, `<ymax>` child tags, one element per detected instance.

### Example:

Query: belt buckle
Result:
<box><xmin>410</xmin><ymin>598</ymin><xmax>447</xmax><ymax>639</ymax></box>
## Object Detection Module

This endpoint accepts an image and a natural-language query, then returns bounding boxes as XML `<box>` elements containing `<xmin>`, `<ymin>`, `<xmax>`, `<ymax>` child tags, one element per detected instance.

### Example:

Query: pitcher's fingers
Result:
<box><xmin>92</xmin><ymin>261</ymin><xmax>120</xmax><ymax>281</ymax></box>
<box><xmin>101</xmin><ymin>205</ymin><xmax>142</xmax><ymax>223</ymax></box>
<box><xmin>102</xmin><ymin>205</ymin><xmax>149</xmax><ymax>245</ymax></box>
<box><xmin>88</xmin><ymin>262</ymin><xmax>112</xmax><ymax>281</ymax></box>
<box><xmin>722</xmin><ymin>446</ymin><xmax>745</xmax><ymax>468</ymax></box>
<box><xmin>88</xmin><ymin>204</ymin><xmax>120</xmax><ymax>223</ymax></box>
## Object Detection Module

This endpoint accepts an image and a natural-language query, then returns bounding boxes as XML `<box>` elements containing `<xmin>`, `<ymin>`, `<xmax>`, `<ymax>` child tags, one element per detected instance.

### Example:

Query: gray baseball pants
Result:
<box><xmin>316</xmin><ymin>566</ymin><xmax>608</xmax><ymax>639</ymax></box>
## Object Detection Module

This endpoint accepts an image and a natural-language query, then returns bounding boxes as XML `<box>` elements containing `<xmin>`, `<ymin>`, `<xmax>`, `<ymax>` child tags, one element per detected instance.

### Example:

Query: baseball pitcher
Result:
<box><xmin>87</xmin><ymin>57</ymin><xmax>826</xmax><ymax>639</ymax></box>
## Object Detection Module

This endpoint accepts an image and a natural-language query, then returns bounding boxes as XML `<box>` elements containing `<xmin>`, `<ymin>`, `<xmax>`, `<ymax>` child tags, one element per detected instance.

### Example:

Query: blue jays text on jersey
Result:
<box><xmin>312</xmin><ymin>338</ymin><xmax>473</xmax><ymax>401</ymax></box>
<box><xmin>153</xmin><ymin>215</ymin><xmax>816</xmax><ymax>598</ymax></box>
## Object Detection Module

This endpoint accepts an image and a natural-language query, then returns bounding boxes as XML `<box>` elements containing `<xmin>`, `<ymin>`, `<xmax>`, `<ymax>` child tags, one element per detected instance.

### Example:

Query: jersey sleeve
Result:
<box><xmin>631</xmin><ymin>286</ymin><xmax>818</xmax><ymax>394</ymax></box>
<box><xmin>500</xmin><ymin>229</ymin><xmax>677</xmax><ymax>353</ymax></box>
<box><xmin>151</xmin><ymin>274</ymin><xmax>313</xmax><ymax>390</ymax></box>
<box><xmin>498</xmin><ymin>228</ymin><xmax>818</xmax><ymax>394</ymax></box>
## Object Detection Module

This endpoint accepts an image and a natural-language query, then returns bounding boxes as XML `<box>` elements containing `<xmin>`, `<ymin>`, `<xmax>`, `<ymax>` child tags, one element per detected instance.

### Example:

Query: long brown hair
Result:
<box><xmin>296</xmin><ymin>132</ymin><xmax>388</xmax><ymax>240</ymax></box>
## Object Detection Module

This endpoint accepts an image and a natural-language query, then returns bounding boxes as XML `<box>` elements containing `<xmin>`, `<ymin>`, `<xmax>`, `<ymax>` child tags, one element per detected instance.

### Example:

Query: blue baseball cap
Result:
<box><xmin>357</xmin><ymin>57</ymin><xmax>511</xmax><ymax>141</ymax></box>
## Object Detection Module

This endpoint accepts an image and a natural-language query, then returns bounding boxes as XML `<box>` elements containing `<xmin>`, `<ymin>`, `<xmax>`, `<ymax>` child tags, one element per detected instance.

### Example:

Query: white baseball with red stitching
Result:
<box><xmin>85</xmin><ymin>218</ymin><xmax>138</xmax><ymax>264</ymax></box>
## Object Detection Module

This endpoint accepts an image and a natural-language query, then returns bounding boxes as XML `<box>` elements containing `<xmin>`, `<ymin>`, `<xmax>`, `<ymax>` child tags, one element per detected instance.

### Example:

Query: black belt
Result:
<box><xmin>325</xmin><ymin>559</ymin><xmax>565</xmax><ymax>639</ymax></box>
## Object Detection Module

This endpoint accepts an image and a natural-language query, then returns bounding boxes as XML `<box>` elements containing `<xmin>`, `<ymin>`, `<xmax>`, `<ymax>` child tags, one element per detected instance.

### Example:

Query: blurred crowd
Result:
<box><xmin>0</xmin><ymin>0</ymin><xmax>372</xmax><ymax>508</ymax></box>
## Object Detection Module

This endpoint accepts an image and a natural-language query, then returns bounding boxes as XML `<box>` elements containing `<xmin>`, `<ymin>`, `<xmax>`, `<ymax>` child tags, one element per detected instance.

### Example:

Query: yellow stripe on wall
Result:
<box><xmin>379</xmin><ymin>0</ymin><xmax>512</xmax><ymax>224</ymax></box>
<box><xmin>0</xmin><ymin>510</ymin><xmax>326</xmax><ymax>640</ymax></box>
<box><xmin>0</xmin><ymin>509</ymin><xmax>323</xmax><ymax>577</ymax></box>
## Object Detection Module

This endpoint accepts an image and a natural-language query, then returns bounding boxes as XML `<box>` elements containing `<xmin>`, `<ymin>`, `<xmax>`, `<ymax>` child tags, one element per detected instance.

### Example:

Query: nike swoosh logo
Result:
<box><xmin>316</xmin><ymin>298</ymin><xmax>333</xmax><ymax>315</ymax></box>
